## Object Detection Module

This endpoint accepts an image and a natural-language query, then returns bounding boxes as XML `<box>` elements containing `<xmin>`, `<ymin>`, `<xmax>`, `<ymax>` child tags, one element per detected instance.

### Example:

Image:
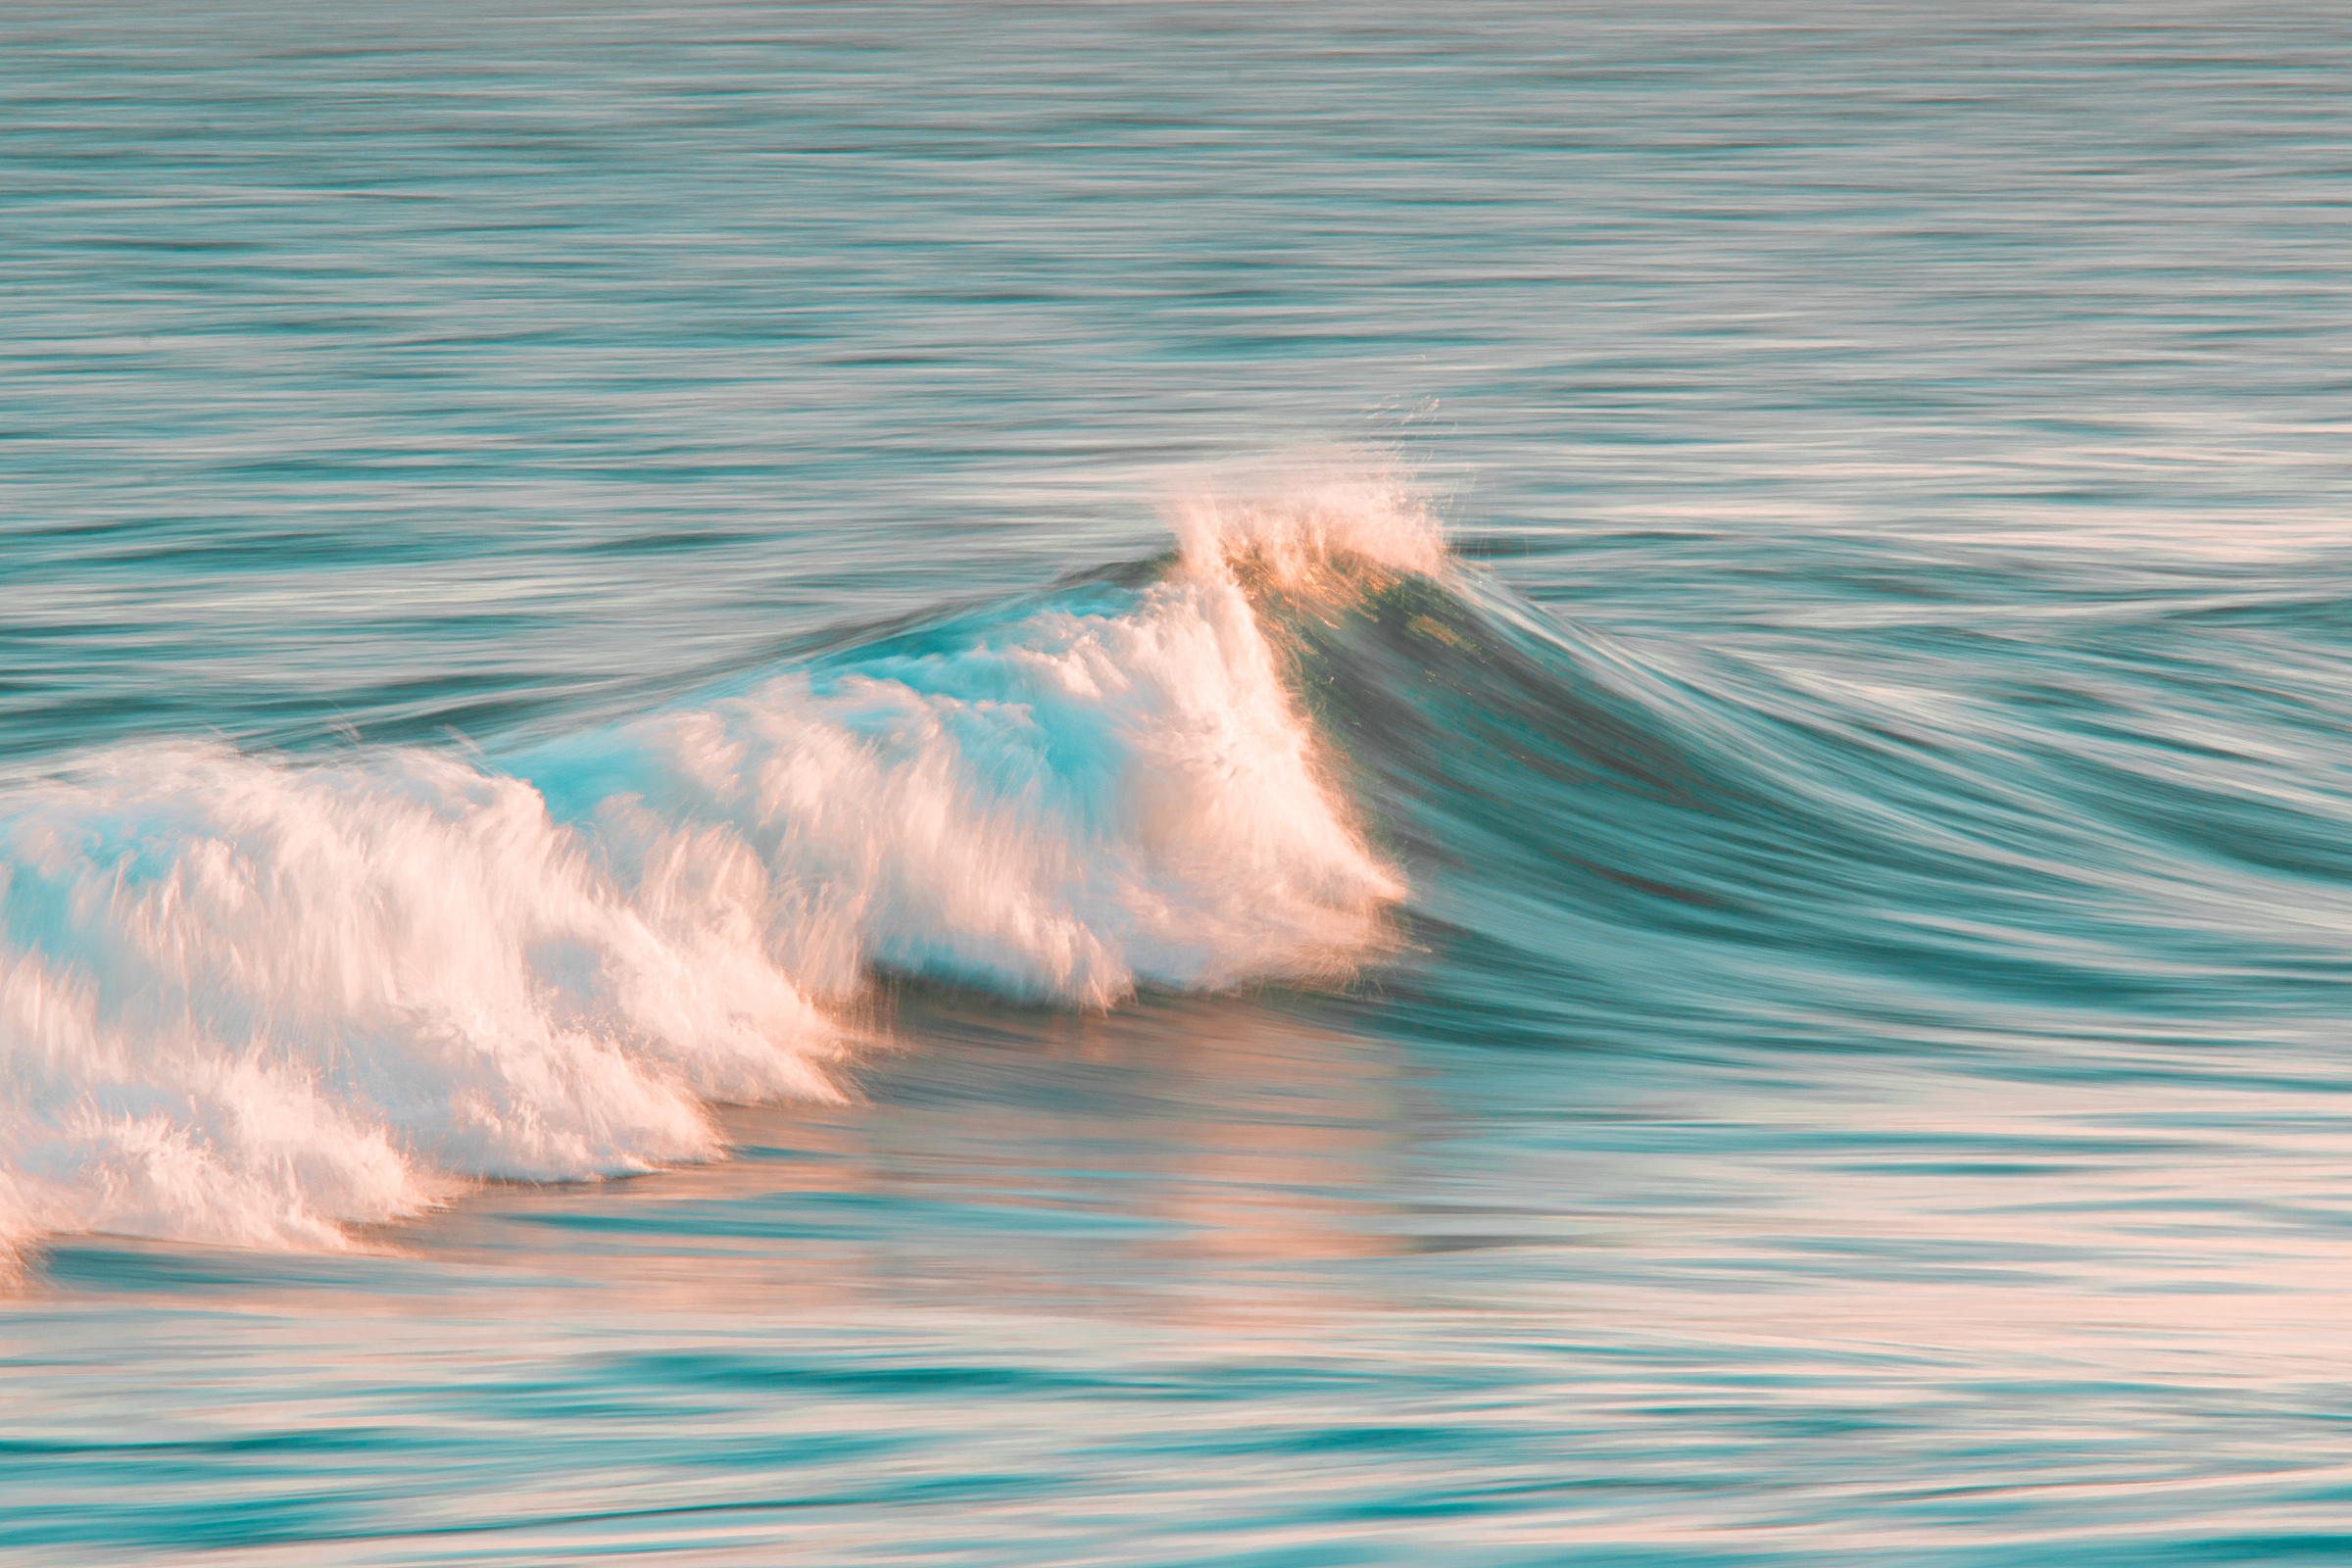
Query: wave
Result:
<box><xmin>0</xmin><ymin>468</ymin><xmax>1426</xmax><ymax>1263</ymax></box>
<box><xmin>13</xmin><ymin>457</ymin><xmax>2350</xmax><ymax>1266</ymax></box>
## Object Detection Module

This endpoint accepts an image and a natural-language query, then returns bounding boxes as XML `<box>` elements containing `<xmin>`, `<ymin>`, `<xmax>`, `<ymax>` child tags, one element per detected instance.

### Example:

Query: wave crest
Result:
<box><xmin>1165</xmin><ymin>458</ymin><xmax>1447</xmax><ymax>594</ymax></box>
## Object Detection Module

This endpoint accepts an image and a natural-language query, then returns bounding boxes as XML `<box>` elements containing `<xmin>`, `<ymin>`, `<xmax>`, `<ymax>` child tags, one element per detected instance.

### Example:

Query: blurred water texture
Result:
<box><xmin>6</xmin><ymin>3</ymin><xmax>2352</xmax><ymax>1563</ymax></box>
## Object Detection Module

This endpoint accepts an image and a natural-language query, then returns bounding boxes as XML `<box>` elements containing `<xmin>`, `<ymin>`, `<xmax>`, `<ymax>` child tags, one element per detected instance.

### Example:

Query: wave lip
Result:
<box><xmin>1167</xmin><ymin>458</ymin><xmax>1449</xmax><ymax>592</ymax></box>
<box><xmin>0</xmin><ymin>467</ymin><xmax>1425</xmax><ymax>1263</ymax></box>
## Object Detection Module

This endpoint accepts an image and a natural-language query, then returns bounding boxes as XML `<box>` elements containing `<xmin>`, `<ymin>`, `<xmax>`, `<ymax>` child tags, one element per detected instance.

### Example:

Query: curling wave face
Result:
<box><xmin>0</xmin><ymin>474</ymin><xmax>1429</xmax><ymax>1261</ymax></box>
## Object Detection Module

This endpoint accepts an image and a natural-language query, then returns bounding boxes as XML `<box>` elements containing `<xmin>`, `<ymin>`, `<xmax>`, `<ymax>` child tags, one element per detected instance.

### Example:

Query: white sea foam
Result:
<box><xmin>0</xmin><ymin>471</ymin><xmax>1428</xmax><ymax>1263</ymax></box>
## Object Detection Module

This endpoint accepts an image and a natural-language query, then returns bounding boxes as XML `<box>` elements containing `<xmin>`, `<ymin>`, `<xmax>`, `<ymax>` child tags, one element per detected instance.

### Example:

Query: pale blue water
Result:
<box><xmin>6</xmin><ymin>4</ymin><xmax>2352</xmax><ymax>1563</ymax></box>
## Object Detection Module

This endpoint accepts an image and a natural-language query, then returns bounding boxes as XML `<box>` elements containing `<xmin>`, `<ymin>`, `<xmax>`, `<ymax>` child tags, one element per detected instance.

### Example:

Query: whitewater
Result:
<box><xmin>7</xmin><ymin>3</ymin><xmax>2352</xmax><ymax>1564</ymax></box>
<box><xmin>2</xmin><ymin>477</ymin><xmax>1429</xmax><ymax>1259</ymax></box>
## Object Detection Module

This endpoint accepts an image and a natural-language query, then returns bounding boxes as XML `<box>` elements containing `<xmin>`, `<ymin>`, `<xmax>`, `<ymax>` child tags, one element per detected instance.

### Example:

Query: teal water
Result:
<box><xmin>7</xmin><ymin>4</ymin><xmax>2352</xmax><ymax>1562</ymax></box>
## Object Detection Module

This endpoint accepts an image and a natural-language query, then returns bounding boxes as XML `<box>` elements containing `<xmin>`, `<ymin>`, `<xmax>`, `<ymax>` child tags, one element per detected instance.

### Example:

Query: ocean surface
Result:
<box><xmin>6</xmin><ymin>4</ymin><xmax>2352</xmax><ymax>1562</ymax></box>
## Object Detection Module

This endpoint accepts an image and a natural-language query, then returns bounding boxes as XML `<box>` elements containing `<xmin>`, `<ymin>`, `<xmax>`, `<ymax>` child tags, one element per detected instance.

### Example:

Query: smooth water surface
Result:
<box><xmin>5</xmin><ymin>3</ymin><xmax>2352</xmax><ymax>1562</ymax></box>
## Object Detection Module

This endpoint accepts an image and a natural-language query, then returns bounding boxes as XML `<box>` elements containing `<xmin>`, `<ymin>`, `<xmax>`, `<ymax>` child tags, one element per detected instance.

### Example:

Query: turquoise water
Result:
<box><xmin>7</xmin><ymin>4</ymin><xmax>2352</xmax><ymax>1562</ymax></box>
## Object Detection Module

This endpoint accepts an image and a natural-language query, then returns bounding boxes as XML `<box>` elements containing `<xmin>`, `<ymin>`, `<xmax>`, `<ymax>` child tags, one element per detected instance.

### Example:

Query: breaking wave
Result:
<box><xmin>15</xmin><ymin>457</ymin><xmax>2351</xmax><ymax>1271</ymax></box>
<box><xmin>0</xmin><ymin>470</ymin><xmax>1427</xmax><ymax>1262</ymax></box>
